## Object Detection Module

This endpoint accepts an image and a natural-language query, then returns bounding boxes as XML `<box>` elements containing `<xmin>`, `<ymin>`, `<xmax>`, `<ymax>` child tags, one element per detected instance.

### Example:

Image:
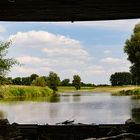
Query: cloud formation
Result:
<box><xmin>9</xmin><ymin>31</ymin><xmax>95</xmax><ymax>80</ymax></box>
<box><xmin>0</xmin><ymin>25</ymin><xmax>6</xmax><ymax>33</ymax></box>
<box><xmin>100</xmin><ymin>57</ymin><xmax>122</xmax><ymax>64</ymax></box>
<box><xmin>104</xmin><ymin>50</ymin><xmax>112</xmax><ymax>54</ymax></box>
<box><xmin>8</xmin><ymin>29</ymin><xmax>131</xmax><ymax>84</ymax></box>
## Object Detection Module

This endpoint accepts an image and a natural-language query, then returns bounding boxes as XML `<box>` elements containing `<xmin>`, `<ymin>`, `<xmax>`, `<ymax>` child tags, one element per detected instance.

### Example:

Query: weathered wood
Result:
<box><xmin>0</xmin><ymin>0</ymin><xmax>140</xmax><ymax>21</ymax></box>
<box><xmin>0</xmin><ymin>123</ymin><xmax>140</xmax><ymax>140</ymax></box>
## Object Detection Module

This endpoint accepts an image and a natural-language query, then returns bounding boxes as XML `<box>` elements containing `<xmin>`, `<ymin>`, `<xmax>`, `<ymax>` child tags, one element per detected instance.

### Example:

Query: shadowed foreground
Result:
<box><xmin>0</xmin><ymin>0</ymin><xmax>140</xmax><ymax>21</ymax></box>
<box><xmin>0</xmin><ymin>119</ymin><xmax>140</xmax><ymax>140</ymax></box>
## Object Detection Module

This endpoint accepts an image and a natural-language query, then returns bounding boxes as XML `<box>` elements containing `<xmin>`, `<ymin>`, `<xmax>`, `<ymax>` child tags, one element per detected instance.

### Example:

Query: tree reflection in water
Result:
<box><xmin>131</xmin><ymin>108</ymin><xmax>140</xmax><ymax>123</ymax></box>
<box><xmin>0</xmin><ymin>110</ymin><xmax>6</xmax><ymax>119</ymax></box>
<box><xmin>0</xmin><ymin>96</ymin><xmax>60</xmax><ymax>103</ymax></box>
<box><xmin>46</xmin><ymin>96</ymin><xmax>60</xmax><ymax>103</ymax></box>
<box><xmin>72</xmin><ymin>94</ymin><xmax>81</xmax><ymax>102</ymax></box>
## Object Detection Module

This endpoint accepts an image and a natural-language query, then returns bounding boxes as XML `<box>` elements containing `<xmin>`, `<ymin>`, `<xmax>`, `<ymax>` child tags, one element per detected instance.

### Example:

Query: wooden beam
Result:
<box><xmin>0</xmin><ymin>0</ymin><xmax>140</xmax><ymax>21</ymax></box>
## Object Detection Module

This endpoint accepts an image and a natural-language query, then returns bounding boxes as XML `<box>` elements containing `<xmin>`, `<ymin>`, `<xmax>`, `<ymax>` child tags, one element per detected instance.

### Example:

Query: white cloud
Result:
<box><xmin>8</xmin><ymin>30</ymin><xmax>131</xmax><ymax>84</ymax></box>
<box><xmin>12</xmin><ymin>66</ymin><xmax>37</xmax><ymax>74</ymax></box>
<box><xmin>9</xmin><ymin>31</ymin><xmax>90</xmax><ymax>61</ymax></box>
<box><xmin>104</xmin><ymin>50</ymin><xmax>111</xmax><ymax>54</ymax></box>
<box><xmin>11</xmin><ymin>66</ymin><xmax>53</xmax><ymax>77</ymax></box>
<box><xmin>9</xmin><ymin>30</ymin><xmax>94</xmax><ymax>79</ymax></box>
<box><xmin>16</xmin><ymin>56</ymin><xmax>42</xmax><ymax>64</ymax></box>
<box><xmin>100</xmin><ymin>57</ymin><xmax>131</xmax><ymax>66</ymax></box>
<box><xmin>9</xmin><ymin>30</ymin><xmax>81</xmax><ymax>48</ymax></box>
<box><xmin>0</xmin><ymin>25</ymin><xmax>6</xmax><ymax>33</ymax></box>
<box><xmin>84</xmin><ymin>65</ymin><xmax>105</xmax><ymax>75</ymax></box>
<box><xmin>10</xmin><ymin>30</ymin><xmax>92</xmax><ymax>68</ymax></box>
<box><xmin>100</xmin><ymin>57</ymin><xmax>121</xmax><ymax>64</ymax></box>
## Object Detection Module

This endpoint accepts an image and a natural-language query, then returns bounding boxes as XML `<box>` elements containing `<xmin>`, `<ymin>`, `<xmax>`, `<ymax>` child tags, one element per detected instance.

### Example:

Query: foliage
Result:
<box><xmin>61</xmin><ymin>78</ymin><xmax>70</xmax><ymax>86</ymax></box>
<box><xmin>110</xmin><ymin>72</ymin><xmax>132</xmax><ymax>86</ymax></box>
<box><xmin>11</xmin><ymin>74</ymin><xmax>39</xmax><ymax>85</ymax></box>
<box><xmin>0</xmin><ymin>41</ymin><xmax>18</xmax><ymax>84</ymax></box>
<box><xmin>0</xmin><ymin>76</ymin><xmax>11</xmax><ymax>85</ymax></box>
<box><xmin>113</xmin><ymin>88</ymin><xmax>140</xmax><ymax>97</ymax></box>
<box><xmin>12</xmin><ymin>77</ymin><xmax>22</xmax><ymax>85</ymax></box>
<box><xmin>7</xmin><ymin>77</ymin><xmax>13</xmax><ymax>84</ymax></box>
<box><xmin>46</xmin><ymin>72</ymin><xmax>60</xmax><ymax>92</ymax></box>
<box><xmin>30</xmin><ymin>74</ymin><xmax>39</xmax><ymax>82</ymax></box>
<box><xmin>0</xmin><ymin>86</ymin><xmax>53</xmax><ymax>99</ymax></box>
<box><xmin>21</xmin><ymin>77</ymin><xmax>31</xmax><ymax>85</ymax></box>
<box><xmin>124</xmin><ymin>23</ymin><xmax>140</xmax><ymax>85</ymax></box>
<box><xmin>72</xmin><ymin>75</ymin><xmax>81</xmax><ymax>90</ymax></box>
<box><xmin>81</xmin><ymin>82</ymin><xmax>95</xmax><ymax>87</ymax></box>
<box><xmin>32</xmin><ymin>76</ymin><xmax>46</xmax><ymax>87</ymax></box>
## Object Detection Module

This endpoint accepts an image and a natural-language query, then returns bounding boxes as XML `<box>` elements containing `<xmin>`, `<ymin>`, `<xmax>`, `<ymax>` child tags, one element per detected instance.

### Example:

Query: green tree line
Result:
<box><xmin>110</xmin><ymin>23</ymin><xmax>140</xmax><ymax>86</ymax></box>
<box><xmin>4</xmin><ymin>73</ymin><xmax>95</xmax><ymax>88</ymax></box>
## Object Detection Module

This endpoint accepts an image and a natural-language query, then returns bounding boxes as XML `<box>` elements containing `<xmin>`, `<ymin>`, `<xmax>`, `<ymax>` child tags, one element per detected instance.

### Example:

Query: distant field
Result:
<box><xmin>58</xmin><ymin>86</ymin><xmax>139</xmax><ymax>93</ymax></box>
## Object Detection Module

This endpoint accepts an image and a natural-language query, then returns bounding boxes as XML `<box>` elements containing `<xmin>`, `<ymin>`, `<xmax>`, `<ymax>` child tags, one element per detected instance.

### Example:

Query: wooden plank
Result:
<box><xmin>0</xmin><ymin>0</ymin><xmax>140</xmax><ymax>21</ymax></box>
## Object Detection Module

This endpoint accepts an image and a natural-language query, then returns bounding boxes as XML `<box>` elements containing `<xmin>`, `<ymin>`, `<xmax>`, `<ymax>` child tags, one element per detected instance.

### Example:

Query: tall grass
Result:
<box><xmin>112</xmin><ymin>88</ymin><xmax>140</xmax><ymax>96</ymax></box>
<box><xmin>0</xmin><ymin>85</ymin><xmax>54</xmax><ymax>99</ymax></box>
<box><xmin>58</xmin><ymin>86</ymin><xmax>139</xmax><ymax>93</ymax></box>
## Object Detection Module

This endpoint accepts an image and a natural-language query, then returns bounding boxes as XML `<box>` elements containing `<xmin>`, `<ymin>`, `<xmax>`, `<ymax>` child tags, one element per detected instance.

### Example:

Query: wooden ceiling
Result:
<box><xmin>0</xmin><ymin>0</ymin><xmax>140</xmax><ymax>21</ymax></box>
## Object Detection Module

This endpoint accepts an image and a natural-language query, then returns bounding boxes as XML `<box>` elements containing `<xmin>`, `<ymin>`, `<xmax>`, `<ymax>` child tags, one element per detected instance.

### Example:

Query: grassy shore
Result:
<box><xmin>112</xmin><ymin>87</ymin><xmax>140</xmax><ymax>97</ymax></box>
<box><xmin>0</xmin><ymin>85</ymin><xmax>139</xmax><ymax>99</ymax></box>
<box><xmin>0</xmin><ymin>85</ymin><xmax>54</xmax><ymax>99</ymax></box>
<box><xmin>58</xmin><ymin>86</ymin><xmax>139</xmax><ymax>93</ymax></box>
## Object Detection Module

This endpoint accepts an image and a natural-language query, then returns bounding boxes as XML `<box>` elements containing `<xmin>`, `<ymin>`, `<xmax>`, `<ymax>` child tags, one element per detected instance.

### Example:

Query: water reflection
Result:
<box><xmin>72</xmin><ymin>95</ymin><xmax>81</xmax><ymax>102</ymax></box>
<box><xmin>60</xmin><ymin>94</ymin><xmax>81</xmax><ymax>103</ymax></box>
<box><xmin>131</xmin><ymin>108</ymin><xmax>140</xmax><ymax>123</ymax></box>
<box><xmin>0</xmin><ymin>110</ymin><xmax>6</xmax><ymax>119</ymax></box>
<box><xmin>0</xmin><ymin>92</ymin><xmax>140</xmax><ymax>124</ymax></box>
<box><xmin>46</xmin><ymin>96</ymin><xmax>60</xmax><ymax>103</ymax></box>
<box><xmin>0</xmin><ymin>96</ymin><xmax>60</xmax><ymax>103</ymax></box>
<box><xmin>129</xmin><ymin>97</ymin><xmax>140</xmax><ymax>123</ymax></box>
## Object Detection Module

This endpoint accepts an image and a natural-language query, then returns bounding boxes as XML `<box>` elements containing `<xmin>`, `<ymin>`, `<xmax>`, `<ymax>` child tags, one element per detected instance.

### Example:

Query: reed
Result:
<box><xmin>0</xmin><ymin>85</ymin><xmax>53</xmax><ymax>99</ymax></box>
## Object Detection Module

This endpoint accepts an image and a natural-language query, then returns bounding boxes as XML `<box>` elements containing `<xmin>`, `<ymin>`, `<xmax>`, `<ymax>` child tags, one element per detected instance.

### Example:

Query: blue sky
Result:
<box><xmin>0</xmin><ymin>19</ymin><xmax>140</xmax><ymax>84</ymax></box>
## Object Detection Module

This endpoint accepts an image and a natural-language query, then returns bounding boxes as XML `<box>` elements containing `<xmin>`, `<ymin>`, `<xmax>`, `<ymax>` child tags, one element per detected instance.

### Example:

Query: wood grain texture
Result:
<box><xmin>0</xmin><ymin>0</ymin><xmax>140</xmax><ymax>21</ymax></box>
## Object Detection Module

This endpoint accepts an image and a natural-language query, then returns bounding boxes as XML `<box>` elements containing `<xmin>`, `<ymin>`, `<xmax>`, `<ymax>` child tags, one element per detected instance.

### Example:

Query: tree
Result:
<box><xmin>0</xmin><ymin>41</ymin><xmax>18</xmax><ymax>84</ymax></box>
<box><xmin>46</xmin><ymin>72</ymin><xmax>60</xmax><ymax>93</ymax></box>
<box><xmin>72</xmin><ymin>75</ymin><xmax>81</xmax><ymax>90</ymax></box>
<box><xmin>81</xmin><ymin>82</ymin><xmax>95</xmax><ymax>87</ymax></box>
<box><xmin>32</xmin><ymin>76</ymin><xmax>46</xmax><ymax>87</ymax></box>
<box><xmin>0</xmin><ymin>76</ymin><xmax>10</xmax><ymax>85</ymax></box>
<box><xmin>110</xmin><ymin>72</ymin><xmax>132</xmax><ymax>86</ymax></box>
<box><xmin>61</xmin><ymin>78</ymin><xmax>70</xmax><ymax>86</ymax></box>
<box><xmin>21</xmin><ymin>77</ymin><xmax>31</xmax><ymax>85</ymax></box>
<box><xmin>12</xmin><ymin>77</ymin><xmax>22</xmax><ymax>85</ymax></box>
<box><xmin>124</xmin><ymin>23</ymin><xmax>140</xmax><ymax>85</ymax></box>
<box><xmin>30</xmin><ymin>74</ymin><xmax>39</xmax><ymax>83</ymax></box>
<box><xmin>6</xmin><ymin>77</ymin><xmax>13</xmax><ymax>84</ymax></box>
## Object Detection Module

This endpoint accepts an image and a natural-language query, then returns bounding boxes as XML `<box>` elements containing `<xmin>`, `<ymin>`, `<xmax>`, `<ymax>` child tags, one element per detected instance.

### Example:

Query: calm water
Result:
<box><xmin>0</xmin><ymin>92</ymin><xmax>140</xmax><ymax>124</ymax></box>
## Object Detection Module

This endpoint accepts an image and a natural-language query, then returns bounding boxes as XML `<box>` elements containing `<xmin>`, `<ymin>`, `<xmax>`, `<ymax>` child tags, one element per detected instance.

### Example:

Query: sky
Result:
<box><xmin>0</xmin><ymin>19</ymin><xmax>140</xmax><ymax>84</ymax></box>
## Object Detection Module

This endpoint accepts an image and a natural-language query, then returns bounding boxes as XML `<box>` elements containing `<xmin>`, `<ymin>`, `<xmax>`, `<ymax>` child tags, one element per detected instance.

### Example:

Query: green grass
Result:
<box><xmin>58</xmin><ymin>86</ymin><xmax>95</xmax><ymax>93</ymax></box>
<box><xmin>0</xmin><ymin>85</ymin><xmax>139</xmax><ymax>99</ymax></box>
<box><xmin>112</xmin><ymin>87</ymin><xmax>140</xmax><ymax>97</ymax></box>
<box><xmin>58</xmin><ymin>86</ymin><xmax>139</xmax><ymax>93</ymax></box>
<box><xmin>0</xmin><ymin>85</ymin><xmax>54</xmax><ymax>99</ymax></box>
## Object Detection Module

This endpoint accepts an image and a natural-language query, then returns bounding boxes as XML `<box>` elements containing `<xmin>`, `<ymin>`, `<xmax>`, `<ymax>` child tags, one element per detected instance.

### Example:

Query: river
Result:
<box><xmin>0</xmin><ymin>92</ymin><xmax>140</xmax><ymax>124</ymax></box>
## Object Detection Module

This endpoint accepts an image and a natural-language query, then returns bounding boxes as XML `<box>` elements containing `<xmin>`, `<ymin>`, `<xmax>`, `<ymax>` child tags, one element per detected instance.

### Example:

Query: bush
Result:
<box><xmin>1</xmin><ymin>86</ymin><xmax>53</xmax><ymax>98</ymax></box>
<box><xmin>32</xmin><ymin>77</ymin><xmax>46</xmax><ymax>87</ymax></box>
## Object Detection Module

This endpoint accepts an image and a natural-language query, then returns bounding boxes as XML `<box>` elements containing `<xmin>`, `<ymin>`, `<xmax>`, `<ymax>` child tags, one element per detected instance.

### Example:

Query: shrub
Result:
<box><xmin>32</xmin><ymin>77</ymin><xmax>46</xmax><ymax>87</ymax></box>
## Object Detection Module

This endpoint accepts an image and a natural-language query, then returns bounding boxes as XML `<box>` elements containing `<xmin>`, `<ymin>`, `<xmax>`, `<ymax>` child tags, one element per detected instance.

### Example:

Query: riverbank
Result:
<box><xmin>112</xmin><ymin>87</ymin><xmax>140</xmax><ymax>98</ymax></box>
<box><xmin>0</xmin><ymin>85</ymin><xmax>139</xmax><ymax>99</ymax></box>
<box><xmin>58</xmin><ymin>86</ymin><xmax>139</xmax><ymax>93</ymax></box>
<box><xmin>0</xmin><ymin>85</ymin><xmax>54</xmax><ymax>99</ymax></box>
